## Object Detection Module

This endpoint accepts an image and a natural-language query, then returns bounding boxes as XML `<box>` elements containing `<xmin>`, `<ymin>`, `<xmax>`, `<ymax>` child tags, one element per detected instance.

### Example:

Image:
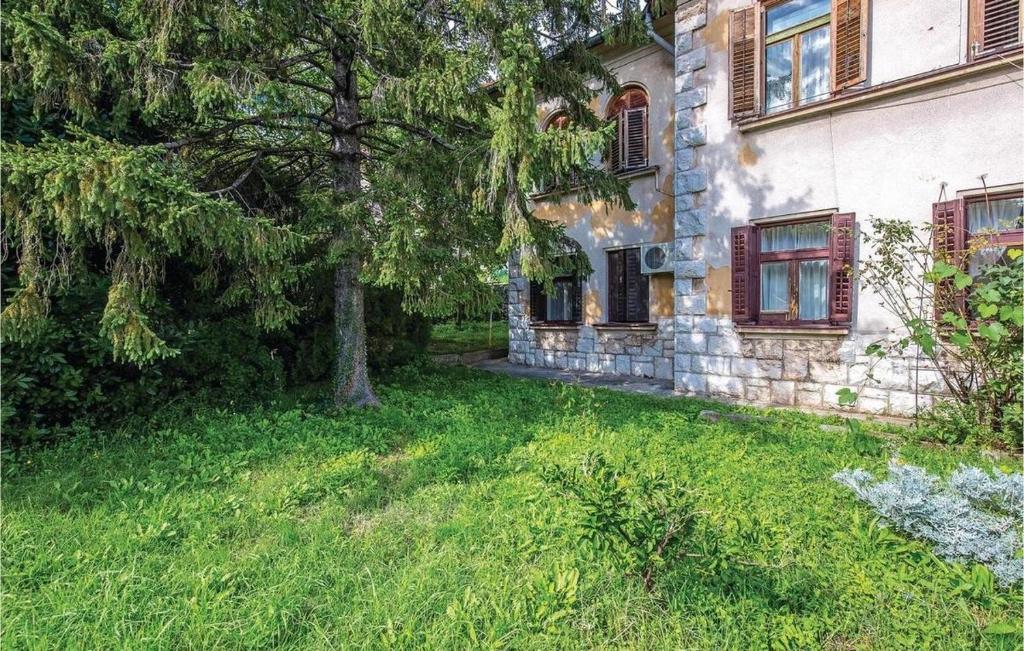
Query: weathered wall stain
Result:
<box><xmin>650</xmin><ymin>274</ymin><xmax>674</xmax><ymax>317</ymax></box>
<box><xmin>706</xmin><ymin>264</ymin><xmax>732</xmax><ymax>316</ymax></box>
<box><xmin>738</xmin><ymin>142</ymin><xmax>758</xmax><ymax>167</ymax></box>
<box><xmin>704</xmin><ymin>9</ymin><xmax>729</xmax><ymax>51</ymax></box>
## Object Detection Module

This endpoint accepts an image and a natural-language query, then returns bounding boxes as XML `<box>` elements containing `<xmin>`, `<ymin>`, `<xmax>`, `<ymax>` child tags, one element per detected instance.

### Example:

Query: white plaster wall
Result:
<box><xmin>702</xmin><ymin>0</ymin><xmax>1024</xmax><ymax>334</ymax></box>
<box><xmin>534</xmin><ymin>44</ymin><xmax>677</xmax><ymax>322</ymax></box>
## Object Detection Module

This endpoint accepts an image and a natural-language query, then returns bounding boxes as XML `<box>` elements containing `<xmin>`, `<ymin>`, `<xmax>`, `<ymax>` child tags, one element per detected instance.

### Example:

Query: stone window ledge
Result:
<box><xmin>592</xmin><ymin>322</ymin><xmax>658</xmax><ymax>333</ymax></box>
<box><xmin>734</xmin><ymin>325</ymin><xmax>849</xmax><ymax>339</ymax></box>
<box><xmin>530</xmin><ymin>322</ymin><xmax>581</xmax><ymax>331</ymax></box>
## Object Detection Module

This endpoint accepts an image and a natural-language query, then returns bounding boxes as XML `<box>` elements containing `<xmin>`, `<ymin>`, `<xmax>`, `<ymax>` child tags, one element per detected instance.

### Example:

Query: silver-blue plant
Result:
<box><xmin>834</xmin><ymin>462</ymin><xmax>1023</xmax><ymax>586</ymax></box>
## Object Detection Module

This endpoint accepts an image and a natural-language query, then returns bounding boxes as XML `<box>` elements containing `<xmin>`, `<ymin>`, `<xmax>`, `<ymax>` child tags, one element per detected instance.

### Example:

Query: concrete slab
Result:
<box><xmin>472</xmin><ymin>358</ymin><xmax>676</xmax><ymax>398</ymax></box>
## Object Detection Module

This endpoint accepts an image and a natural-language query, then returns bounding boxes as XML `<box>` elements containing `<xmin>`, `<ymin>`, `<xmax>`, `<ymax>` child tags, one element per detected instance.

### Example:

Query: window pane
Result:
<box><xmin>967</xmin><ymin>196</ymin><xmax>1024</xmax><ymax>233</ymax></box>
<box><xmin>761</xmin><ymin>262</ymin><xmax>789</xmax><ymax>312</ymax></box>
<box><xmin>766</xmin><ymin>41</ymin><xmax>794</xmax><ymax>114</ymax></box>
<box><xmin>968</xmin><ymin>247</ymin><xmax>1012</xmax><ymax>279</ymax></box>
<box><xmin>760</xmin><ymin>221</ymin><xmax>829</xmax><ymax>252</ymax></box>
<box><xmin>799</xmin><ymin>25</ymin><xmax>830</xmax><ymax>105</ymax></box>
<box><xmin>547</xmin><ymin>278</ymin><xmax>573</xmax><ymax>321</ymax></box>
<box><xmin>766</xmin><ymin>0</ymin><xmax>831</xmax><ymax>35</ymax></box>
<box><xmin>799</xmin><ymin>259</ymin><xmax>828</xmax><ymax>320</ymax></box>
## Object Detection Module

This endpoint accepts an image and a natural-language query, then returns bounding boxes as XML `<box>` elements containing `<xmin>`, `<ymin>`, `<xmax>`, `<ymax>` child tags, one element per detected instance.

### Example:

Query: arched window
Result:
<box><xmin>607</xmin><ymin>87</ymin><xmax>649</xmax><ymax>173</ymax></box>
<box><xmin>545</xmin><ymin>112</ymin><xmax>572</xmax><ymax>131</ymax></box>
<box><xmin>543</xmin><ymin>111</ymin><xmax>579</xmax><ymax>189</ymax></box>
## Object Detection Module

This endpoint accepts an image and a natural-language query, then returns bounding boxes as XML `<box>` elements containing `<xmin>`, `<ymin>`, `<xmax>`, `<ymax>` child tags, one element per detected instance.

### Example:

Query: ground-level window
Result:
<box><xmin>607</xmin><ymin>247</ymin><xmax>649</xmax><ymax>323</ymax></box>
<box><xmin>731</xmin><ymin>213</ymin><xmax>855</xmax><ymax>326</ymax></box>
<box><xmin>530</xmin><ymin>274</ymin><xmax>582</xmax><ymax>324</ymax></box>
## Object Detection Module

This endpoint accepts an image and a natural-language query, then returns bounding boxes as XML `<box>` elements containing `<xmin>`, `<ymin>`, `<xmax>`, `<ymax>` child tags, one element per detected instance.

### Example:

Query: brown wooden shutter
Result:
<box><xmin>731</xmin><ymin>225</ymin><xmax>758</xmax><ymax>323</ymax></box>
<box><xmin>609</xmin><ymin>116</ymin><xmax>621</xmax><ymax>172</ymax></box>
<box><xmin>624</xmin><ymin>247</ymin><xmax>649</xmax><ymax>322</ymax></box>
<box><xmin>729</xmin><ymin>7</ymin><xmax>759</xmax><ymax>119</ymax></box>
<box><xmin>828</xmin><ymin>213</ymin><xmax>856</xmax><ymax>325</ymax></box>
<box><xmin>623</xmin><ymin>108</ymin><xmax>647</xmax><ymax>170</ymax></box>
<box><xmin>969</xmin><ymin>0</ymin><xmax>1022</xmax><ymax>59</ymax></box>
<box><xmin>571</xmin><ymin>276</ymin><xmax>583</xmax><ymax>323</ymax></box>
<box><xmin>608</xmin><ymin>250</ymin><xmax>625</xmax><ymax>322</ymax></box>
<box><xmin>831</xmin><ymin>0</ymin><xmax>869</xmax><ymax>92</ymax></box>
<box><xmin>529</xmin><ymin>280</ymin><xmax>547</xmax><ymax>322</ymax></box>
<box><xmin>932</xmin><ymin>199</ymin><xmax>967</xmax><ymax>319</ymax></box>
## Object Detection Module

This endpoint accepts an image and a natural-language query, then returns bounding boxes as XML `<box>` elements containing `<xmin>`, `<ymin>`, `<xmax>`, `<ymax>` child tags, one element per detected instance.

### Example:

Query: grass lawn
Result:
<box><xmin>428</xmin><ymin>320</ymin><xmax>508</xmax><ymax>354</ymax></box>
<box><xmin>3</xmin><ymin>366</ymin><xmax>1021</xmax><ymax>649</ymax></box>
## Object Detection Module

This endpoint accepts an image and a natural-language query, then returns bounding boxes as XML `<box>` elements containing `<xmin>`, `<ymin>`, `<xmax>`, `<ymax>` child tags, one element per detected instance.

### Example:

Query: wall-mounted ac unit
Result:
<box><xmin>640</xmin><ymin>242</ymin><xmax>672</xmax><ymax>274</ymax></box>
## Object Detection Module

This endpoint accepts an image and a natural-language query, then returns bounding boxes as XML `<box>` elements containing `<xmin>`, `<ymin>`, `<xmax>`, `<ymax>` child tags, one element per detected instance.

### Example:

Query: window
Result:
<box><xmin>606</xmin><ymin>87</ymin><xmax>649</xmax><ymax>173</ymax></box>
<box><xmin>607</xmin><ymin>247</ymin><xmax>649</xmax><ymax>322</ymax></box>
<box><xmin>530</xmin><ymin>274</ymin><xmax>582</xmax><ymax>324</ymax></box>
<box><xmin>765</xmin><ymin>0</ymin><xmax>831</xmax><ymax>113</ymax></box>
<box><xmin>729</xmin><ymin>0</ymin><xmax>869</xmax><ymax>119</ymax></box>
<box><xmin>969</xmin><ymin>0</ymin><xmax>1022</xmax><ymax>60</ymax></box>
<box><xmin>542</xmin><ymin>112</ymin><xmax>580</xmax><ymax>190</ymax></box>
<box><xmin>731</xmin><ymin>213</ymin><xmax>855</xmax><ymax>326</ymax></box>
<box><xmin>932</xmin><ymin>189</ymin><xmax>1023</xmax><ymax>317</ymax></box>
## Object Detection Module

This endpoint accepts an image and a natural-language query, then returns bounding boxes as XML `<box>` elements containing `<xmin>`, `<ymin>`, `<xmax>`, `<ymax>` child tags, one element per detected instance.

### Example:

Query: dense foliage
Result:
<box><xmin>1</xmin><ymin>0</ymin><xmax>651</xmax><ymax>406</ymax></box>
<box><xmin>843</xmin><ymin>218</ymin><xmax>1023</xmax><ymax>449</ymax></box>
<box><xmin>3</xmin><ymin>366</ymin><xmax>1021</xmax><ymax>648</ymax></box>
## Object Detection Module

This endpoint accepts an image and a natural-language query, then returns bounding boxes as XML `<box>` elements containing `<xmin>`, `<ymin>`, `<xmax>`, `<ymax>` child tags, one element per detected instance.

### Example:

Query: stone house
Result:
<box><xmin>508</xmin><ymin>0</ymin><xmax>1023</xmax><ymax>417</ymax></box>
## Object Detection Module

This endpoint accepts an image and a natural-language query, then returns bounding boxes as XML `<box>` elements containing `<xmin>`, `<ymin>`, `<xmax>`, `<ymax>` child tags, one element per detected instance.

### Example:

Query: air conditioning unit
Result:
<box><xmin>640</xmin><ymin>242</ymin><xmax>673</xmax><ymax>274</ymax></box>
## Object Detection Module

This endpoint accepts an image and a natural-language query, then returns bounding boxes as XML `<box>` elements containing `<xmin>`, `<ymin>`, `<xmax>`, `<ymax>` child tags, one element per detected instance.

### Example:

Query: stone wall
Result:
<box><xmin>673</xmin><ymin>316</ymin><xmax>946</xmax><ymax>417</ymax></box>
<box><xmin>507</xmin><ymin>257</ymin><xmax>675</xmax><ymax>379</ymax></box>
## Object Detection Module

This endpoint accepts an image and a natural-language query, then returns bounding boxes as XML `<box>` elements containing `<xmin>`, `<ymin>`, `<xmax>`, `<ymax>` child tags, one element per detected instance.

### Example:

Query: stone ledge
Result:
<box><xmin>593</xmin><ymin>323</ymin><xmax>659</xmax><ymax>332</ymax></box>
<box><xmin>734</xmin><ymin>325</ymin><xmax>849</xmax><ymax>339</ymax></box>
<box><xmin>530</xmin><ymin>323</ymin><xmax>582</xmax><ymax>331</ymax></box>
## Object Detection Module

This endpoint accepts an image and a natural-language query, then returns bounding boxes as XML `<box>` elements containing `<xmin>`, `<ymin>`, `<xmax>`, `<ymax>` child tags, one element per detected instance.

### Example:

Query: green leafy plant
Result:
<box><xmin>543</xmin><ymin>452</ymin><xmax>697</xmax><ymax>593</ymax></box>
<box><xmin>840</xmin><ymin>218</ymin><xmax>1023</xmax><ymax>449</ymax></box>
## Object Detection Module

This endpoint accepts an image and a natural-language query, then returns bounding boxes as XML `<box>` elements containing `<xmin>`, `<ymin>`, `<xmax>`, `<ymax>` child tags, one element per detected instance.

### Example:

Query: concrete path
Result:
<box><xmin>472</xmin><ymin>358</ymin><xmax>676</xmax><ymax>397</ymax></box>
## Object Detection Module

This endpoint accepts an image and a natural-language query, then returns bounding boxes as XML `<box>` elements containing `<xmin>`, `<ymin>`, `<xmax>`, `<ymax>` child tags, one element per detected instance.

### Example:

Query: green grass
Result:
<box><xmin>3</xmin><ymin>366</ymin><xmax>1021</xmax><ymax>649</ymax></box>
<box><xmin>428</xmin><ymin>320</ymin><xmax>508</xmax><ymax>354</ymax></box>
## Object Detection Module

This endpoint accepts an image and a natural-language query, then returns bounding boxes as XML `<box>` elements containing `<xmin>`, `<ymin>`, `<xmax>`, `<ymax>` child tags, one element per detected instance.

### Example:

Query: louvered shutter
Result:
<box><xmin>970</xmin><ymin>0</ymin><xmax>1022</xmax><ymax>58</ymax></box>
<box><xmin>529</xmin><ymin>280</ymin><xmax>547</xmax><ymax>322</ymax></box>
<box><xmin>828</xmin><ymin>213</ymin><xmax>856</xmax><ymax>325</ymax></box>
<box><xmin>571</xmin><ymin>276</ymin><xmax>583</xmax><ymax>323</ymax></box>
<box><xmin>624</xmin><ymin>248</ymin><xmax>649</xmax><ymax>322</ymax></box>
<box><xmin>609</xmin><ymin>116</ymin><xmax>621</xmax><ymax>172</ymax></box>
<box><xmin>731</xmin><ymin>225</ymin><xmax>758</xmax><ymax>323</ymax></box>
<box><xmin>932</xmin><ymin>199</ymin><xmax>967</xmax><ymax>320</ymax></box>
<box><xmin>622</xmin><ymin>108</ymin><xmax>647</xmax><ymax>170</ymax></box>
<box><xmin>729</xmin><ymin>7</ymin><xmax>759</xmax><ymax>119</ymax></box>
<box><xmin>832</xmin><ymin>0</ymin><xmax>869</xmax><ymax>91</ymax></box>
<box><xmin>608</xmin><ymin>250</ymin><xmax>625</xmax><ymax>322</ymax></box>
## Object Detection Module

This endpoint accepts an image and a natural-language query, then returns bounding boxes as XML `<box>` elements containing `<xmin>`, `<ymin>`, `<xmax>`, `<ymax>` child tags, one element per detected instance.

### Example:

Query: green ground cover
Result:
<box><xmin>3</xmin><ymin>366</ymin><xmax>1020</xmax><ymax>649</ymax></box>
<box><xmin>428</xmin><ymin>320</ymin><xmax>509</xmax><ymax>354</ymax></box>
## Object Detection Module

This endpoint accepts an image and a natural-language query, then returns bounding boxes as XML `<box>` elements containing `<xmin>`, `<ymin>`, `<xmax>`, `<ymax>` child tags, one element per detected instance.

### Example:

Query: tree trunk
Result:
<box><xmin>330</xmin><ymin>46</ymin><xmax>379</xmax><ymax>408</ymax></box>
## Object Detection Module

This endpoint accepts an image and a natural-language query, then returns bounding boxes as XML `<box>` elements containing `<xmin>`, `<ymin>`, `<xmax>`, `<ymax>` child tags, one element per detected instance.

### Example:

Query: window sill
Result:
<box><xmin>530</xmin><ymin>165</ymin><xmax>659</xmax><ymax>201</ymax></box>
<box><xmin>737</xmin><ymin>51</ymin><xmax>1022</xmax><ymax>133</ymax></box>
<box><xmin>593</xmin><ymin>322</ymin><xmax>658</xmax><ymax>332</ymax></box>
<box><xmin>530</xmin><ymin>322</ymin><xmax>582</xmax><ymax>331</ymax></box>
<box><xmin>734</xmin><ymin>325</ymin><xmax>849</xmax><ymax>338</ymax></box>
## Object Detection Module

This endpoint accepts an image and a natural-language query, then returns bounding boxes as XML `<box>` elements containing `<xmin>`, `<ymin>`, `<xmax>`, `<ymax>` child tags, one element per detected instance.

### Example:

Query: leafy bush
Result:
<box><xmin>844</xmin><ymin>218</ymin><xmax>1023</xmax><ymax>449</ymax></box>
<box><xmin>834</xmin><ymin>462</ymin><xmax>1023</xmax><ymax>585</ymax></box>
<box><xmin>544</xmin><ymin>452</ymin><xmax>697</xmax><ymax>593</ymax></box>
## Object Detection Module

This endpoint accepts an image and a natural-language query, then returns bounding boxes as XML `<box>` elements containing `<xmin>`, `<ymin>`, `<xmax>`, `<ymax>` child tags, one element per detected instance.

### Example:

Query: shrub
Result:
<box><xmin>543</xmin><ymin>452</ymin><xmax>697</xmax><ymax>593</ymax></box>
<box><xmin>842</xmin><ymin>218</ymin><xmax>1023</xmax><ymax>449</ymax></box>
<box><xmin>834</xmin><ymin>462</ymin><xmax>1023</xmax><ymax>586</ymax></box>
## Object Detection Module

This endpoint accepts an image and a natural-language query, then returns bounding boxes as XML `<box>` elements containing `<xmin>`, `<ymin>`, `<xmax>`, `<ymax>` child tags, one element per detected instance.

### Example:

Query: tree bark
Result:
<box><xmin>330</xmin><ymin>45</ymin><xmax>379</xmax><ymax>408</ymax></box>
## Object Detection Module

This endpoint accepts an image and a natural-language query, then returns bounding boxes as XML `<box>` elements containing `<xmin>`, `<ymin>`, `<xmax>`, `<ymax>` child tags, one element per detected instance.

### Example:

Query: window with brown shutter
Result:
<box><xmin>728</xmin><ymin>0</ymin><xmax>870</xmax><ymax>119</ymax></box>
<box><xmin>607</xmin><ymin>88</ymin><xmax>649</xmax><ymax>173</ymax></box>
<box><xmin>530</xmin><ymin>274</ymin><xmax>583</xmax><ymax>325</ymax></box>
<box><xmin>969</xmin><ymin>0</ymin><xmax>1023</xmax><ymax>60</ymax></box>
<box><xmin>731</xmin><ymin>214</ymin><xmax>856</xmax><ymax>326</ymax></box>
<box><xmin>543</xmin><ymin>111</ymin><xmax>581</xmax><ymax>190</ymax></box>
<box><xmin>933</xmin><ymin>191</ymin><xmax>1024</xmax><ymax>318</ymax></box>
<box><xmin>608</xmin><ymin>248</ymin><xmax>650</xmax><ymax>323</ymax></box>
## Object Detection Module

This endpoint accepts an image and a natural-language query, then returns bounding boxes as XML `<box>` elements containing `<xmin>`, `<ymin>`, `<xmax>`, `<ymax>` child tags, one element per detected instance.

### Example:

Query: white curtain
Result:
<box><xmin>799</xmin><ymin>26</ymin><xmax>830</xmax><ymax>106</ymax></box>
<box><xmin>967</xmin><ymin>197</ymin><xmax>1024</xmax><ymax>233</ymax></box>
<box><xmin>547</xmin><ymin>280</ymin><xmax>572</xmax><ymax>321</ymax></box>
<box><xmin>761</xmin><ymin>222</ymin><xmax>829</xmax><ymax>252</ymax></box>
<box><xmin>761</xmin><ymin>262</ymin><xmax>789</xmax><ymax>312</ymax></box>
<box><xmin>799</xmin><ymin>260</ymin><xmax>828</xmax><ymax>320</ymax></box>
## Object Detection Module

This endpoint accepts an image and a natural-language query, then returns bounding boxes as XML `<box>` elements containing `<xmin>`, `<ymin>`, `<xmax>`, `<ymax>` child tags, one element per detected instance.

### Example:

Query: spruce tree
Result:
<box><xmin>3</xmin><ymin>0</ymin><xmax>656</xmax><ymax>406</ymax></box>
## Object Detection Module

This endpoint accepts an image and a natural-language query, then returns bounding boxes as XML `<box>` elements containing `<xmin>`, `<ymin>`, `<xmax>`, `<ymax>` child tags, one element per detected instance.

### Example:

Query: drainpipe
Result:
<box><xmin>645</xmin><ymin>6</ymin><xmax>675</xmax><ymax>56</ymax></box>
